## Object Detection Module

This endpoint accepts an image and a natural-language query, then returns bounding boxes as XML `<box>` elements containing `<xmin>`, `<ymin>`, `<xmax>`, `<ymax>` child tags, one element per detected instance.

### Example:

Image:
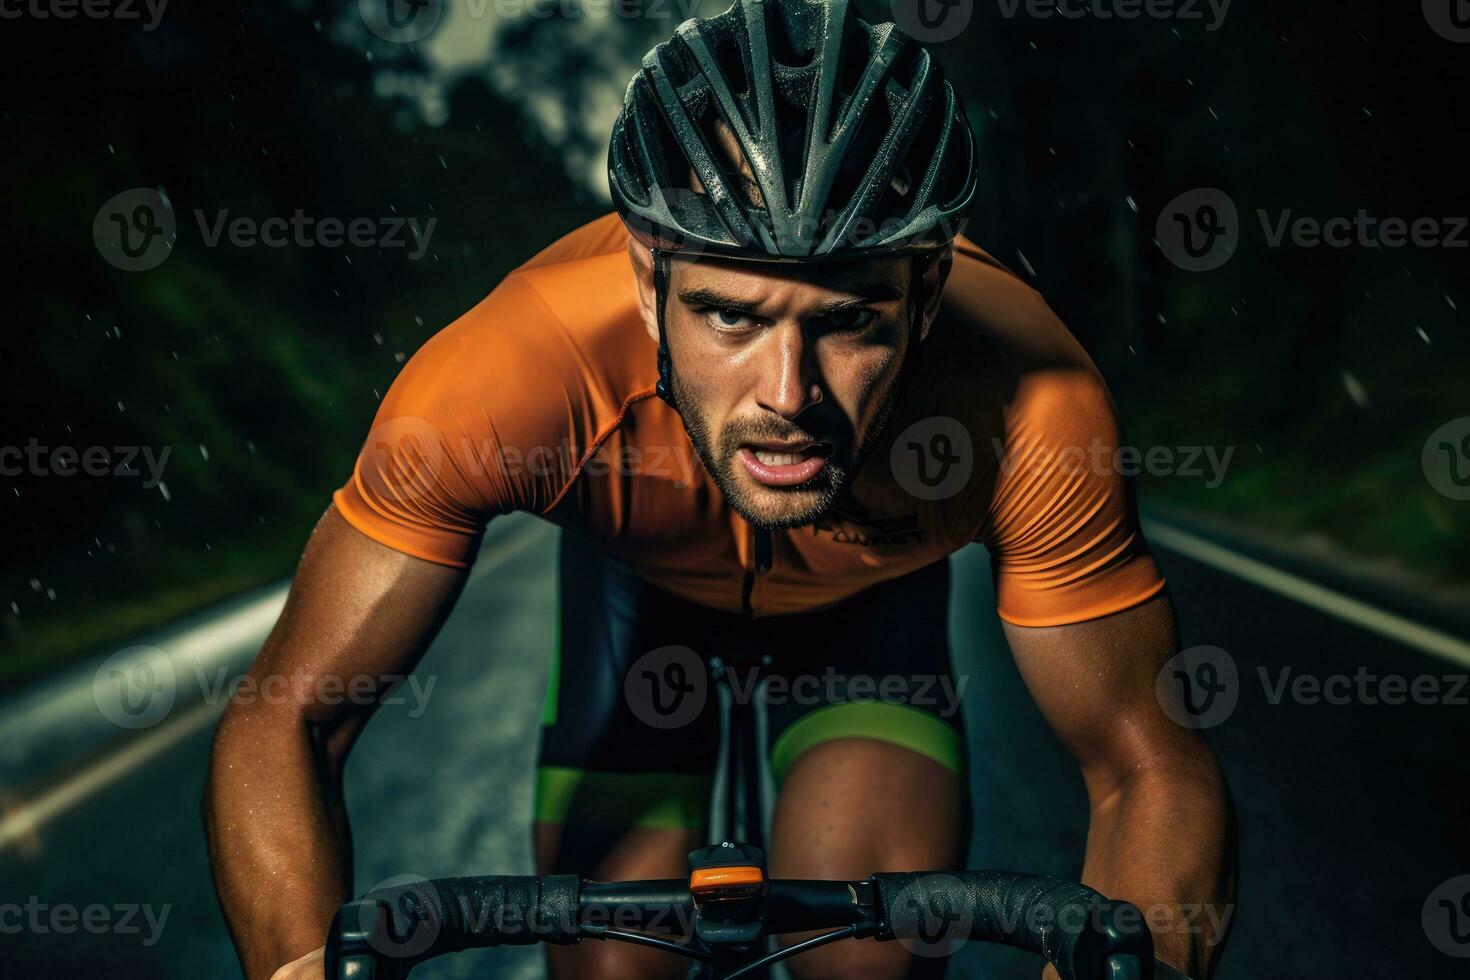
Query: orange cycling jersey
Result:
<box><xmin>334</xmin><ymin>213</ymin><xmax>1165</xmax><ymax>625</ymax></box>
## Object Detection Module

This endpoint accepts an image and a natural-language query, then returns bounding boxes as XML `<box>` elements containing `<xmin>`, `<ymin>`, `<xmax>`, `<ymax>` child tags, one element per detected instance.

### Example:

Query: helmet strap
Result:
<box><xmin>652</xmin><ymin>248</ymin><xmax>676</xmax><ymax>407</ymax></box>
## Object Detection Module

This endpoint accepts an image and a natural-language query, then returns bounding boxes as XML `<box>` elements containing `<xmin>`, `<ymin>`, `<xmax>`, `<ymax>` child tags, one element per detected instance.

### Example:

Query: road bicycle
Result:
<box><xmin>323</xmin><ymin>651</ymin><xmax>1177</xmax><ymax>979</ymax></box>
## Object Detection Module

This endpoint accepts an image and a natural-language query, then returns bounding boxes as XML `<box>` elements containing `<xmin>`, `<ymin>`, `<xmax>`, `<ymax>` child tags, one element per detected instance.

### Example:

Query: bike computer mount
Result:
<box><xmin>688</xmin><ymin>842</ymin><xmax>767</xmax><ymax>950</ymax></box>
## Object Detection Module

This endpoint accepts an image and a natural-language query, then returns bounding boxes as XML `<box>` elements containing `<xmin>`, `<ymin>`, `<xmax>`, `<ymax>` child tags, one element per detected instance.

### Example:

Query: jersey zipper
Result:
<box><xmin>741</xmin><ymin>526</ymin><xmax>772</xmax><ymax>617</ymax></box>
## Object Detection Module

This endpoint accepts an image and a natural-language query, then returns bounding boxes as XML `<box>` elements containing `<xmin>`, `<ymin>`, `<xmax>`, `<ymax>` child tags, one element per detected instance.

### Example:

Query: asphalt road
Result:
<box><xmin>2</xmin><ymin>512</ymin><xmax>1467</xmax><ymax>978</ymax></box>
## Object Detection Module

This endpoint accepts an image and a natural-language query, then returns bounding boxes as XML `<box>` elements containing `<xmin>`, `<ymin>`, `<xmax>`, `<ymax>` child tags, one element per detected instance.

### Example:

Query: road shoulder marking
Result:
<box><xmin>1144</xmin><ymin>517</ymin><xmax>1470</xmax><ymax>669</ymax></box>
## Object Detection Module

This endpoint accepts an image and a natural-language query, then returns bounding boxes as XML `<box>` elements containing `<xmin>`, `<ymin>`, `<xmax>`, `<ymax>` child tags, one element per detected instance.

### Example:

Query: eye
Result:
<box><xmin>704</xmin><ymin>308</ymin><xmax>758</xmax><ymax>332</ymax></box>
<box><xmin>822</xmin><ymin>308</ymin><xmax>877</xmax><ymax>332</ymax></box>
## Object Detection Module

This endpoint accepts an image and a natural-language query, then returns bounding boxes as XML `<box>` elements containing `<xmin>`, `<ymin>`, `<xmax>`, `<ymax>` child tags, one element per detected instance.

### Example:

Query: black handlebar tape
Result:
<box><xmin>870</xmin><ymin>872</ymin><xmax>1154</xmax><ymax>980</ymax></box>
<box><xmin>359</xmin><ymin>875</ymin><xmax>582</xmax><ymax>966</ymax></box>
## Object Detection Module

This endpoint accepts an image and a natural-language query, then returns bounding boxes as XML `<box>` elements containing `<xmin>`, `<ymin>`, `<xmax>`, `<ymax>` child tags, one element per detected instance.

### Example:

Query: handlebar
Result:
<box><xmin>871</xmin><ymin>872</ymin><xmax>1153</xmax><ymax>978</ymax></box>
<box><xmin>325</xmin><ymin>870</ymin><xmax>1156</xmax><ymax>980</ymax></box>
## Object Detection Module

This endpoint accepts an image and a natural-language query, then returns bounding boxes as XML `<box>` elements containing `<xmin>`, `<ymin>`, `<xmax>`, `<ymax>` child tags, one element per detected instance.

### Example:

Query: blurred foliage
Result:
<box><xmin>1</xmin><ymin>0</ymin><xmax>1466</xmax><ymax>684</ymax></box>
<box><xmin>0</xmin><ymin>3</ymin><xmax>598</xmax><ymax>683</ymax></box>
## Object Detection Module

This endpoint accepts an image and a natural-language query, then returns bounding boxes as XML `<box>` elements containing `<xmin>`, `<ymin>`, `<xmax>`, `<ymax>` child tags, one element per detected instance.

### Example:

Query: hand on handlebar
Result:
<box><xmin>269</xmin><ymin>945</ymin><xmax>326</xmax><ymax>980</ymax></box>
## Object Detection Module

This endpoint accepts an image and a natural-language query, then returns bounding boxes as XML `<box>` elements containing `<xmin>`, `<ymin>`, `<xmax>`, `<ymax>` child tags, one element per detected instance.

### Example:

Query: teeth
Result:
<box><xmin>754</xmin><ymin>450</ymin><xmax>802</xmax><ymax>466</ymax></box>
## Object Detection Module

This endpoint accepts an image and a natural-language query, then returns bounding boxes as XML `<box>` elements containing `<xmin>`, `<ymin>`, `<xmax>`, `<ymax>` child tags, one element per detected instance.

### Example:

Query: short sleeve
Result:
<box><xmin>333</xmin><ymin>274</ymin><xmax>585</xmax><ymax>567</ymax></box>
<box><xmin>978</xmin><ymin>368</ymin><xmax>1167</xmax><ymax>627</ymax></box>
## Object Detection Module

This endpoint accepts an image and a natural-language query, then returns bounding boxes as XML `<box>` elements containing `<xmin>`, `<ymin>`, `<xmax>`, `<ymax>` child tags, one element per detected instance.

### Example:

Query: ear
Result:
<box><xmin>627</xmin><ymin>238</ymin><xmax>660</xmax><ymax>344</ymax></box>
<box><xmin>916</xmin><ymin>245</ymin><xmax>954</xmax><ymax>344</ymax></box>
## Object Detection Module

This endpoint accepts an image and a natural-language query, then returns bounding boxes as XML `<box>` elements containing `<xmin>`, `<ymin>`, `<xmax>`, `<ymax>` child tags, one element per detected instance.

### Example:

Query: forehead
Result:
<box><xmin>670</xmin><ymin>253</ymin><xmax>910</xmax><ymax>296</ymax></box>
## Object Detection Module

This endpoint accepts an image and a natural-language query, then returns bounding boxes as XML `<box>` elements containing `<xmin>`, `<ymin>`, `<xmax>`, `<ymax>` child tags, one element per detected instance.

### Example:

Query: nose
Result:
<box><xmin>753</xmin><ymin>322</ymin><xmax>823</xmax><ymax>420</ymax></box>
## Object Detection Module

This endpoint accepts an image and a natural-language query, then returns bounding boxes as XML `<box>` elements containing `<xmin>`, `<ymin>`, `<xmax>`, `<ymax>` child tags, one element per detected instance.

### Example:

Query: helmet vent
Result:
<box><xmin>608</xmin><ymin>0</ymin><xmax>978</xmax><ymax>258</ymax></box>
<box><xmin>836</xmin><ymin>15</ymin><xmax>870</xmax><ymax>100</ymax></box>
<box><xmin>709</xmin><ymin>20</ymin><xmax>751</xmax><ymax>100</ymax></box>
<box><xmin>659</xmin><ymin>35</ymin><xmax>698</xmax><ymax>90</ymax></box>
<box><xmin>766</xmin><ymin>0</ymin><xmax>816</xmax><ymax>70</ymax></box>
<box><xmin>822</xmin><ymin>87</ymin><xmax>894</xmax><ymax>225</ymax></box>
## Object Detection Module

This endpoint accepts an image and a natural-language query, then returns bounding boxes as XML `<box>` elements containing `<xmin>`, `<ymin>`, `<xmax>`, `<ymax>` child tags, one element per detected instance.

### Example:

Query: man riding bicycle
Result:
<box><xmin>206</xmin><ymin>2</ymin><xmax>1235</xmax><ymax>977</ymax></box>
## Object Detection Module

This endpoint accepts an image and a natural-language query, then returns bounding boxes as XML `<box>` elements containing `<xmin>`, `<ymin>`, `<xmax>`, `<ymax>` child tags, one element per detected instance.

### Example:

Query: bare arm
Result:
<box><xmin>1003</xmin><ymin>594</ymin><xmax>1237</xmax><ymax>979</ymax></box>
<box><xmin>204</xmin><ymin>505</ymin><xmax>469</xmax><ymax>980</ymax></box>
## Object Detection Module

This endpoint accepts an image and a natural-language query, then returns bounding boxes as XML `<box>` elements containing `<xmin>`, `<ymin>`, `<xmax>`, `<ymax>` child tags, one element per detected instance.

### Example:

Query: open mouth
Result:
<box><xmin>737</xmin><ymin>442</ymin><xmax>832</xmax><ymax>487</ymax></box>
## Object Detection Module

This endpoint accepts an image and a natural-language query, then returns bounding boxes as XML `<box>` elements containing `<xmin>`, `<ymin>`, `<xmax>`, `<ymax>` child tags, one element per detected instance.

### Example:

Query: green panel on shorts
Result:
<box><xmin>769</xmin><ymin>701</ymin><xmax>965</xmax><ymax>784</ymax></box>
<box><xmin>541</xmin><ymin>616</ymin><xmax>560</xmax><ymax>727</ymax></box>
<box><xmin>535</xmin><ymin>766</ymin><xmax>710</xmax><ymax>830</ymax></box>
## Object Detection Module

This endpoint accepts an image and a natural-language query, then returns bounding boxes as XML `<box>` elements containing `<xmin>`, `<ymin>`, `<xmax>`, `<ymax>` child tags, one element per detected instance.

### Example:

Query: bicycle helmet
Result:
<box><xmin>607</xmin><ymin>0</ymin><xmax>979</xmax><ymax>402</ymax></box>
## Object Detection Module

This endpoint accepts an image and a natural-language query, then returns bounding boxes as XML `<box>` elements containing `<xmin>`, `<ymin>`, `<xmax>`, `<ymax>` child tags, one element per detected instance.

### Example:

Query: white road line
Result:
<box><xmin>0</xmin><ymin>516</ymin><xmax>554</xmax><ymax>853</ymax></box>
<box><xmin>0</xmin><ymin>698</ymin><xmax>222</xmax><ymax>851</ymax></box>
<box><xmin>7</xmin><ymin>515</ymin><xmax>1462</xmax><ymax>851</ymax></box>
<box><xmin>1144</xmin><ymin>517</ymin><xmax>1470</xmax><ymax>669</ymax></box>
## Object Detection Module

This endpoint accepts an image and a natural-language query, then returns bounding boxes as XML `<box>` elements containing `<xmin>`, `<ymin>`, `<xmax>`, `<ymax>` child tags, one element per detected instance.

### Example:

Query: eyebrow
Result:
<box><xmin>676</xmin><ymin>282</ymin><xmax>905</xmax><ymax>318</ymax></box>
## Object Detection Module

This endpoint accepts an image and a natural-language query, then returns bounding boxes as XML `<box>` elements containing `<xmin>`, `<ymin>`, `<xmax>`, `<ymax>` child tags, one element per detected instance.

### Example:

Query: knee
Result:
<box><xmin>785</xmin><ymin>936</ymin><xmax>918</xmax><ymax>980</ymax></box>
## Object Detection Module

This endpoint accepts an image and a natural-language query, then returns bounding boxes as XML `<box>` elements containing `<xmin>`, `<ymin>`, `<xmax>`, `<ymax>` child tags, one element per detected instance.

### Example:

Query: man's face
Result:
<box><xmin>663</xmin><ymin>253</ymin><xmax>916</xmax><ymax>530</ymax></box>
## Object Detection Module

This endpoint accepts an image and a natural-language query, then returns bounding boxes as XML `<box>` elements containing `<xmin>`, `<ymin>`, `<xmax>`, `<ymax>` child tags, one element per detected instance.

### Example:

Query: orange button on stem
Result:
<box><xmin>690</xmin><ymin>865</ymin><xmax>764</xmax><ymax>897</ymax></box>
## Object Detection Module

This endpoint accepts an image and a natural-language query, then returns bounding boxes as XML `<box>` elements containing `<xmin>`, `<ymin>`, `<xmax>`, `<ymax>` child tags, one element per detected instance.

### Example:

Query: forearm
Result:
<box><xmin>1079</xmin><ymin>757</ymin><xmax>1236</xmax><ymax>978</ymax></box>
<box><xmin>204</xmin><ymin>701</ymin><xmax>353</xmax><ymax>980</ymax></box>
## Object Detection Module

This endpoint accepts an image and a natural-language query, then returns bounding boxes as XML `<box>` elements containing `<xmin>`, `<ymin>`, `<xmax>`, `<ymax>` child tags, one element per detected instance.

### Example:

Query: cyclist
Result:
<box><xmin>206</xmin><ymin>2</ymin><xmax>1235</xmax><ymax>978</ymax></box>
